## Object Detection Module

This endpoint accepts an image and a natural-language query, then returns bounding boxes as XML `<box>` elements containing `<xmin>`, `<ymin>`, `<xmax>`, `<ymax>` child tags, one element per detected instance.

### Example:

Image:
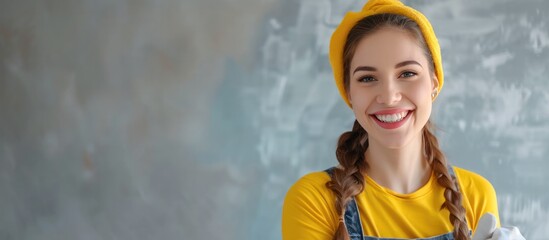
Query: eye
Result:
<box><xmin>358</xmin><ymin>76</ymin><xmax>376</xmax><ymax>83</ymax></box>
<box><xmin>400</xmin><ymin>71</ymin><xmax>417</xmax><ymax>78</ymax></box>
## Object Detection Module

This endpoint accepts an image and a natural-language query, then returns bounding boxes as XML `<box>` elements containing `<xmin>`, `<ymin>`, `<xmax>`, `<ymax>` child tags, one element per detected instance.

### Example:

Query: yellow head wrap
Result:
<box><xmin>329</xmin><ymin>0</ymin><xmax>443</xmax><ymax>108</ymax></box>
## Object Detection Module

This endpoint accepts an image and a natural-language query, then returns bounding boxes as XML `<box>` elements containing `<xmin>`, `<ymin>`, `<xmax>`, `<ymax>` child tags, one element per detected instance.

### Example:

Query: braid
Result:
<box><xmin>326</xmin><ymin>120</ymin><xmax>368</xmax><ymax>240</ymax></box>
<box><xmin>423</xmin><ymin>121</ymin><xmax>470</xmax><ymax>240</ymax></box>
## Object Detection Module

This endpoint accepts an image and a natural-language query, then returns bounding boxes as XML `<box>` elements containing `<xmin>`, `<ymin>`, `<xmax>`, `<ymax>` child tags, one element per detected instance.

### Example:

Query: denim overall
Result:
<box><xmin>324</xmin><ymin>165</ymin><xmax>471</xmax><ymax>240</ymax></box>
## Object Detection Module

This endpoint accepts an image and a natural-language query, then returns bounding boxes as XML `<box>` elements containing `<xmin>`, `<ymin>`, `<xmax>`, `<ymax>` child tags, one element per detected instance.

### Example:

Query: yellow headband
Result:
<box><xmin>329</xmin><ymin>0</ymin><xmax>444</xmax><ymax>108</ymax></box>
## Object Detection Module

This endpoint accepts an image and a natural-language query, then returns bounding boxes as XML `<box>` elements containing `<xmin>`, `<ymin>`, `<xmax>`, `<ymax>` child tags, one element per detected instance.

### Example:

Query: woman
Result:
<box><xmin>282</xmin><ymin>0</ymin><xmax>524</xmax><ymax>240</ymax></box>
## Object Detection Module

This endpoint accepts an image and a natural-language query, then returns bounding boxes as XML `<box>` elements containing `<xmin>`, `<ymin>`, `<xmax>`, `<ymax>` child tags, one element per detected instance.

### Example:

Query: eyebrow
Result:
<box><xmin>395</xmin><ymin>60</ymin><xmax>422</xmax><ymax>69</ymax></box>
<box><xmin>352</xmin><ymin>60</ymin><xmax>423</xmax><ymax>75</ymax></box>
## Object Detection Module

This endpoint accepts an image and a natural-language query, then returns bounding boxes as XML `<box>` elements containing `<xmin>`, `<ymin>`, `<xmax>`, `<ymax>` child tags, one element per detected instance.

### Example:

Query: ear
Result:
<box><xmin>346</xmin><ymin>90</ymin><xmax>352</xmax><ymax>106</ymax></box>
<box><xmin>431</xmin><ymin>75</ymin><xmax>439</xmax><ymax>93</ymax></box>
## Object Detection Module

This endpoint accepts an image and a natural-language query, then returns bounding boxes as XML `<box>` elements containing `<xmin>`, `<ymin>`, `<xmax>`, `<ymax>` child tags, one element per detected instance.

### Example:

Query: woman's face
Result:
<box><xmin>347</xmin><ymin>27</ymin><xmax>437</xmax><ymax>149</ymax></box>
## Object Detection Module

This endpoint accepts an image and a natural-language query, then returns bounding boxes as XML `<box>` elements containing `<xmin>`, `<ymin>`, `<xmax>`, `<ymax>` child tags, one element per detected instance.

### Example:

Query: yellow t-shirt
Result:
<box><xmin>282</xmin><ymin>166</ymin><xmax>500</xmax><ymax>239</ymax></box>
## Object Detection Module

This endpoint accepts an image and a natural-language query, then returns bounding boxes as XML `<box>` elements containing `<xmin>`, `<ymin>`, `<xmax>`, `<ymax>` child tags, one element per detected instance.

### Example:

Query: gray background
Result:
<box><xmin>1</xmin><ymin>0</ymin><xmax>548</xmax><ymax>239</ymax></box>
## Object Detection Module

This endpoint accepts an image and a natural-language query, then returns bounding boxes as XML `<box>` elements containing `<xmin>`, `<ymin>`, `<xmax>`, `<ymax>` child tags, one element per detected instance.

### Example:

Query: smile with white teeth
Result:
<box><xmin>375</xmin><ymin>111</ymin><xmax>409</xmax><ymax>123</ymax></box>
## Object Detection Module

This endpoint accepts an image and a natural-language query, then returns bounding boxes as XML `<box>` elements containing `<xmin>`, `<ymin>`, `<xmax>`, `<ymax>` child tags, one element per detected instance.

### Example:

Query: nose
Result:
<box><xmin>376</xmin><ymin>80</ymin><xmax>402</xmax><ymax>105</ymax></box>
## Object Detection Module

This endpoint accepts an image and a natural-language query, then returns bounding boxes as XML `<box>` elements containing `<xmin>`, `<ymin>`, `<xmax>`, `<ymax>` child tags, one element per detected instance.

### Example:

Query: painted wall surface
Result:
<box><xmin>1</xmin><ymin>0</ymin><xmax>548</xmax><ymax>239</ymax></box>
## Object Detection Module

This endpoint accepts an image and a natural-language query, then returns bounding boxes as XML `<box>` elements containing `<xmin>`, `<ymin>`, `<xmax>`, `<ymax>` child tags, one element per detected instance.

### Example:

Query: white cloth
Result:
<box><xmin>472</xmin><ymin>213</ymin><xmax>526</xmax><ymax>240</ymax></box>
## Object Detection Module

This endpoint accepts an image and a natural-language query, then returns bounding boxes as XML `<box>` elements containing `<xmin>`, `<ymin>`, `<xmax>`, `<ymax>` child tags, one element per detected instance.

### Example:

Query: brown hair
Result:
<box><xmin>325</xmin><ymin>14</ymin><xmax>470</xmax><ymax>240</ymax></box>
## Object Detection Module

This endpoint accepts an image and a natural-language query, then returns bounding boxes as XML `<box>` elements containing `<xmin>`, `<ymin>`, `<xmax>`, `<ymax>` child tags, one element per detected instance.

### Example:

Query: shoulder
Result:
<box><xmin>284</xmin><ymin>170</ymin><xmax>334</xmax><ymax>204</ymax></box>
<box><xmin>294</xmin><ymin>170</ymin><xmax>332</xmax><ymax>187</ymax></box>
<box><xmin>452</xmin><ymin>166</ymin><xmax>501</xmax><ymax>229</ymax></box>
<box><xmin>453</xmin><ymin>166</ymin><xmax>496</xmax><ymax>196</ymax></box>
<box><xmin>282</xmin><ymin>170</ymin><xmax>338</xmax><ymax>239</ymax></box>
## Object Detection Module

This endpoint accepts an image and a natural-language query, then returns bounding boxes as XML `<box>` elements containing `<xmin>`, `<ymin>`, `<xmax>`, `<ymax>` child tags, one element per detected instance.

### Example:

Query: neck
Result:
<box><xmin>364</xmin><ymin>133</ymin><xmax>432</xmax><ymax>194</ymax></box>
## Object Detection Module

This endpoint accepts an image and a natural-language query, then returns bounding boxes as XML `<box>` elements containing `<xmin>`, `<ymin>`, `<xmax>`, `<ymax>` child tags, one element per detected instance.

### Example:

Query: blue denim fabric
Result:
<box><xmin>324</xmin><ymin>165</ymin><xmax>470</xmax><ymax>240</ymax></box>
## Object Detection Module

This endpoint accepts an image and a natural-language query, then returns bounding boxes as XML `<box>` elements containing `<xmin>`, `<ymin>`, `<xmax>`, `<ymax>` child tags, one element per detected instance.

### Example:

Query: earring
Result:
<box><xmin>431</xmin><ymin>89</ymin><xmax>438</xmax><ymax>99</ymax></box>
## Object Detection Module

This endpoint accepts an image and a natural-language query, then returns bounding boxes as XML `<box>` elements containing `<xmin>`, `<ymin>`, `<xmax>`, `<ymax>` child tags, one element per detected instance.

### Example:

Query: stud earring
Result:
<box><xmin>431</xmin><ymin>89</ymin><xmax>438</xmax><ymax>99</ymax></box>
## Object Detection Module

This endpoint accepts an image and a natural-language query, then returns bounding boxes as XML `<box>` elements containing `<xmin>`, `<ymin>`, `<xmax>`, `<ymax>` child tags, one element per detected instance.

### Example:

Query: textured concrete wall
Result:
<box><xmin>1</xmin><ymin>0</ymin><xmax>548</xmax><ymax>239</ymax></box>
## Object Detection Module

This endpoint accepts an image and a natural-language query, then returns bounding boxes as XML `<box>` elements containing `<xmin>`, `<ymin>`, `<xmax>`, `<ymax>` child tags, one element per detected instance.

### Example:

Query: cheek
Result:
<box><xmin>407</xmin><ymin>81</ymin><xmax>432</xmax><ymax>103</ymax></box>
<box><xmin>407</xmin><ymin>82</ymin><xmax>434</xmax><ymax>122</ymax></box>
<box><xmin>349</xmin><ymin>87</ymin><xmax>374</xmax><ymax>110</ymax></box>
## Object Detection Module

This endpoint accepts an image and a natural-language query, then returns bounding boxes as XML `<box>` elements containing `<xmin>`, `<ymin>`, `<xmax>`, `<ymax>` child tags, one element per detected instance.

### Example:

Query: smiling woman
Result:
<box><xmin>281</xmin><ymin>1</ymin><xmax>525</xmax><ymax>240</ymax></box>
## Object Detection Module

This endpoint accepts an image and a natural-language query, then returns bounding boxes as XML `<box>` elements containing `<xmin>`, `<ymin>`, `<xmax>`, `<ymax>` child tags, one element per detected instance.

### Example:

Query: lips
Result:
<box><xmin>369</xmin><ymin>109</ymin><xmax>413</xmax><ymax>129</ymax></box>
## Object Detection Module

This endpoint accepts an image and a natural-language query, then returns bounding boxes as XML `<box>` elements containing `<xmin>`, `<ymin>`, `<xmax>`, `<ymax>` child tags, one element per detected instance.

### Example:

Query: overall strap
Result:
<box><xmin>324</xmin><ymin>167</ymin><xmax>365</xmax><ymax>239</ymax></box>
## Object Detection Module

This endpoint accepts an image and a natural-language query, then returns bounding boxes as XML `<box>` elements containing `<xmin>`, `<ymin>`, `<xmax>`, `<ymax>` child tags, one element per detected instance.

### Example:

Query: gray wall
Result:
<box><xmin>1</xmin><ymin>0</ymin><xmax>548</xmax><ymax>239</ymax></box>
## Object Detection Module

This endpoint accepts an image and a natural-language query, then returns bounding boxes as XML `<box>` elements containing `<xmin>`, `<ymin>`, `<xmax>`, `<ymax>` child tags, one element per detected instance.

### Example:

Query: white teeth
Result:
<box><xmin>375</xmin><ymin>111</ymin><xmax>408</xmax><ymax>123</ymax></box>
